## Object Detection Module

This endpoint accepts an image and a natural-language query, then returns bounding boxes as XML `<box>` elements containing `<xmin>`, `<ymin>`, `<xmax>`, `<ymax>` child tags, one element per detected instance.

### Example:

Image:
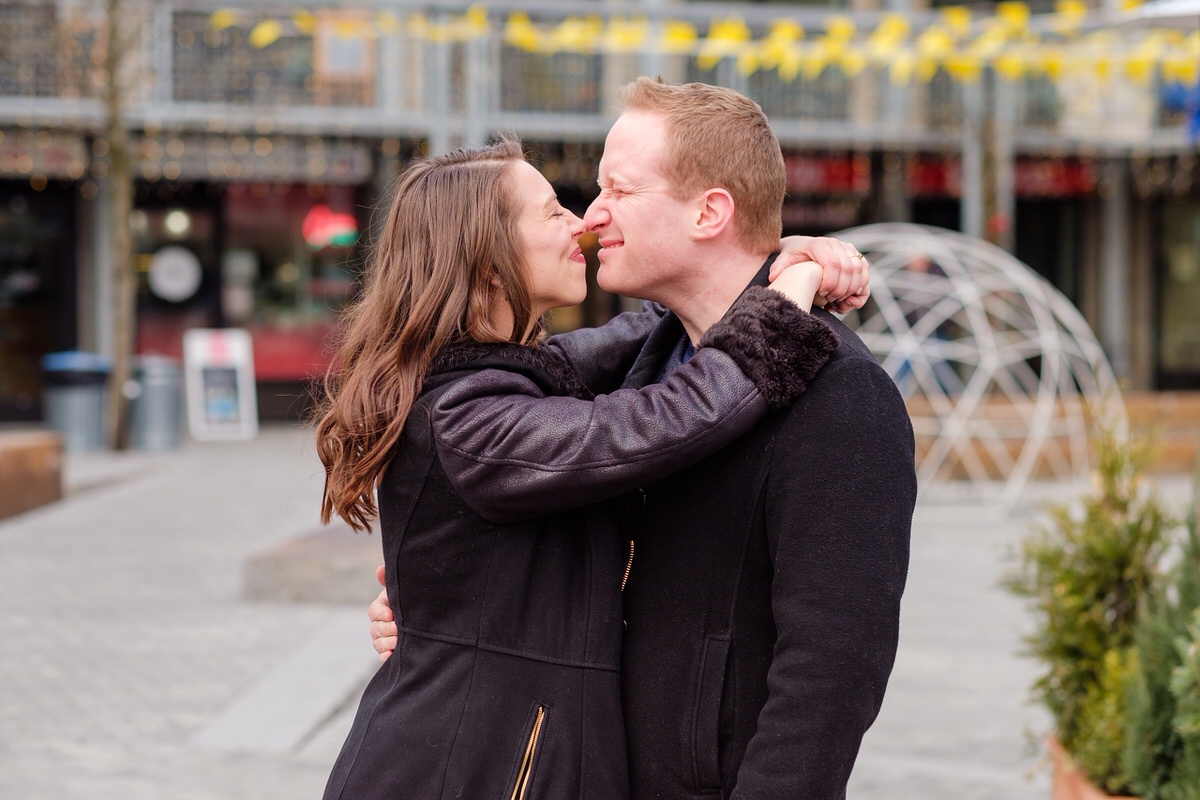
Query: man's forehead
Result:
<box><xmin>598</xmin><ymin>114</ymin><xmax>664</xmax><ymax>178</ymax></box>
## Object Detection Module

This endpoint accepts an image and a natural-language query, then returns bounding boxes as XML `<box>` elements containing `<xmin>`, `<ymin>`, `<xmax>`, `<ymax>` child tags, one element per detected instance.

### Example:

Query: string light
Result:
<box><xmin>181</xmin><ymin>4</ymin><xmax>1200</xmax><ymax>88</ymax></box>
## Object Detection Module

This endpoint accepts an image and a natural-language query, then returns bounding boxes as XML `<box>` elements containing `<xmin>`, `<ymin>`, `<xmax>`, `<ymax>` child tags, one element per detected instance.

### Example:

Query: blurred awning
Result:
<box><xmin>1120</xmin><ymin>0</ymin><xmax>1200</xmax><ymax>29</ymax></box>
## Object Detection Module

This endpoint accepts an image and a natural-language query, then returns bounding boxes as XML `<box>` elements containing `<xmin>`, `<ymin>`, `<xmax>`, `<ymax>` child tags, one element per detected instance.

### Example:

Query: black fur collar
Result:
<box><xmin>431</xmin><ymin>342</ymin><xmax>594</xmax><ymax>400</ymax></box>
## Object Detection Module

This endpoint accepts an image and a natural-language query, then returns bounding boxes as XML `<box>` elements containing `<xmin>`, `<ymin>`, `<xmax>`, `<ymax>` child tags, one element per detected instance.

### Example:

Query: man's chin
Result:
<box><xmin>596</xmin><ymin>263</ymin><xmax>635</xmax><ymax>297</ymax></box>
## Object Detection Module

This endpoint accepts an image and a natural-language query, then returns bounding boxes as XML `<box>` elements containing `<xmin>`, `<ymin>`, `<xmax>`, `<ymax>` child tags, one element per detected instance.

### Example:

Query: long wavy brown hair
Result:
<box><xmin>315</xmin><ymin>139</ymin><xmax>537</xmax><ymax>531</ymax></box>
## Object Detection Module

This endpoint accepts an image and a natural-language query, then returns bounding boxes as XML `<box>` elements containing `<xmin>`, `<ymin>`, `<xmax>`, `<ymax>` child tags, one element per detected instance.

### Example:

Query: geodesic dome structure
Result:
<box><xmin>833</xmin><ymin>223</ymin><xmax>1125</xmax><ymax>507</ymax></box>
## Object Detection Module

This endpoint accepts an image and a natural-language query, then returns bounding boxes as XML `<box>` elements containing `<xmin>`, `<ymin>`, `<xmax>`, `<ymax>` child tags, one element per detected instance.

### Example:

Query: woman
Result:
<box><xmin>316</xmin><ymin>140</ymin><xmax>837</xmax><ymax>800</ymax></box>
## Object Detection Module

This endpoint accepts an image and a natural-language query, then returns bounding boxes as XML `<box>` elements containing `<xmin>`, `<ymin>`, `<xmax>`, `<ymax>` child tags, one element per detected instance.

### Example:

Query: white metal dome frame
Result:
<box><xmin>833</xmin><ymin>223</ymin><xmax>1126</xmax><ymax>507</ymax></box>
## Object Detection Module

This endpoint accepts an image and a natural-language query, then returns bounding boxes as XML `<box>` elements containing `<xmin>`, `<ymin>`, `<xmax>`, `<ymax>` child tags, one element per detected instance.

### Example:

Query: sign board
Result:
<box><xmin>183</xmin><ymin>328</ymin><xmax>258</xmax><ymax>441</ymax></box>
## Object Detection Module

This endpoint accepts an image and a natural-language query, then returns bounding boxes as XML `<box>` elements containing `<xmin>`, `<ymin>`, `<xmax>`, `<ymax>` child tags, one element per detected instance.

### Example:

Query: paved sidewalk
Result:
<box><xmin>0</xmin><ymin>423</ymin><xmax>1193</xmax><ymax>799</ymax></box>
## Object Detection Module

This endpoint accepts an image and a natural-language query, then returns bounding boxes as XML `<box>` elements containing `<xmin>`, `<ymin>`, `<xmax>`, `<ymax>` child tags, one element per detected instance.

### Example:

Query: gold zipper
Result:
<box><xmin>509</xmin><ymin>705</ymin><xmax>545</xmax><ymax>800</ymax></box>
<box><xmin>620</xmin><ymin>539</ymin><xmax>635</xmax><ymax>592</ymax></box>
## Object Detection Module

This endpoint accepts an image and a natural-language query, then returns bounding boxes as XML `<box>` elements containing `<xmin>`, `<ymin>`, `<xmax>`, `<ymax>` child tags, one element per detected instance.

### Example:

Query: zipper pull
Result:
<box><xmin>620</xmin><ymin>538</ymin><xmax>635</xmax><ymax>592</ymax></box>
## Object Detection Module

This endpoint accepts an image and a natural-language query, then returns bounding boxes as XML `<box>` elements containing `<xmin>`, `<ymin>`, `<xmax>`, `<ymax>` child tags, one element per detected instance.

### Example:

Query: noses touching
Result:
<box><xmin>583</xmin><ymin>200</ymin><xmax>609</xmax><ymax>235</ymax></box>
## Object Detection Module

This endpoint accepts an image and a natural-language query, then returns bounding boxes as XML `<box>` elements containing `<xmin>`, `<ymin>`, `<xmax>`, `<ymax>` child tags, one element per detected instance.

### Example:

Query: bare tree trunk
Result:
<box><xmin>102</xmin><ymin>0</ymin><xmax>136</xmax><ymax>450</ymax></box>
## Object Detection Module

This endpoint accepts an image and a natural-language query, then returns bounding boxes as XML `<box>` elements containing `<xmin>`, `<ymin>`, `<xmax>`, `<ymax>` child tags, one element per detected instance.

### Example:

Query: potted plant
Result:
<box><xmin>1122</xmin><ymin>497</ymin><xmax>1200</xmax><ymax>799</ymax></box>
<box><xmin>1005</xmin><ymin>430</ymin><xmax>1196</xmax><ymax>798</ymax></box>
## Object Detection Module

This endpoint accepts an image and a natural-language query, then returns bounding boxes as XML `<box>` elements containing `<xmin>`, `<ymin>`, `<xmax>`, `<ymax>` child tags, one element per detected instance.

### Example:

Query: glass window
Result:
<box><xmin>1159</xmin><ymin>201</ymin><xmax>1200</xmax><ymax>385</ymax></box>
<box><xmin>0</xmin><ymin>184</ymin><xmax>75</xmax><ymax>421</ymax></box>
<box><xmin>222</xmin><ymin>183</ymin><xmax>361</xmax><ymax>384</ymax></box>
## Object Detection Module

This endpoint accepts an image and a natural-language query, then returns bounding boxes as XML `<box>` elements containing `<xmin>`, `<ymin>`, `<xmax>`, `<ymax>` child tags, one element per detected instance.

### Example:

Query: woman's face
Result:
<box><xmin>510</xmin><ymin>160</ymin><xmax>587</xmax><ymax>318</ymax></box>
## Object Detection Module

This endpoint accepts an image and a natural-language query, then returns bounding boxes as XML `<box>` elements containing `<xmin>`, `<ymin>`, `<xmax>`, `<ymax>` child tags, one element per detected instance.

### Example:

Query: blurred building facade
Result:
<box><xmin>0</xmin><ymin>0</ymin><xmax>1196</xmax><ymax>422</ymax></box>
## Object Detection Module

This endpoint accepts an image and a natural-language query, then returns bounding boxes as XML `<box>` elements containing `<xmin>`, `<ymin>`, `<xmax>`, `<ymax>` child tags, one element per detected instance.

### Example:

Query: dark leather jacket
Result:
<box><xmin>323</xmin><ymin>288</ymin><xmax>837</xmax><ymax>800</ymax></box>
<box><xmin>549</xmin><ymin>265</ymin><xmax>916</xmax><ymax>799</ymax></box>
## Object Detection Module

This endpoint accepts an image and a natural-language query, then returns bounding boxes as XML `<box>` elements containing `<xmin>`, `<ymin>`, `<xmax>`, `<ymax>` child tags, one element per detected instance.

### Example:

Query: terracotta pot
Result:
<box><xmin>1047</xmin><ymin>737</ymin><xmax>1138</xmax><ymax>800</ymax></box>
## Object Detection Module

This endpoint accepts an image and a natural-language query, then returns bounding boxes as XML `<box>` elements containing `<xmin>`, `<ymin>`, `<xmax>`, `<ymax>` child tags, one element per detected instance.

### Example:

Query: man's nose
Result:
<box><xmin>583</xmin><ymin>199</ymin><xmax>608</xmax><ymax>232</ymax></box>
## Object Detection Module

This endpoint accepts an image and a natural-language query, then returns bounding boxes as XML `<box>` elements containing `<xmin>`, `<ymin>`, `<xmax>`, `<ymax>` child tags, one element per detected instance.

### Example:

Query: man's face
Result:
<box><xmin>584</xmin><ymin>112</ymin><xmax>694</xmax><ymax>301</ymax></box>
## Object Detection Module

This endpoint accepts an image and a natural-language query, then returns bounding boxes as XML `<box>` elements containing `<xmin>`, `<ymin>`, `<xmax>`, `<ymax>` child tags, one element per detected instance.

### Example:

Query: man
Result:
<box><xmin>371</xmin><ymin>78</ymin><xmax>916</xmax><ymax>798</ymax></box>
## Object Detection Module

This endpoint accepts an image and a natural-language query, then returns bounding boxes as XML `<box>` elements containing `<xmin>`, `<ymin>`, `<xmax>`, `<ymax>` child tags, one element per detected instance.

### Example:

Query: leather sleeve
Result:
<box><xmin>731</xmin><ymin>355</ymin><xmax>916</xmax><ymax>799</ymax></box>
<box><xmin>542</xmin><ymin>302</ymin><xmax>668</xmax><ymax>394</ymax></box>
<box><xmin>434</xmin><ymin>291</ymin><xmax>838</xmax><ymax>524</ymax></box>
<box><xmin>433</xmin><ymin>349</ymin><xmax>768</xmax><ymax>523</ymax></box>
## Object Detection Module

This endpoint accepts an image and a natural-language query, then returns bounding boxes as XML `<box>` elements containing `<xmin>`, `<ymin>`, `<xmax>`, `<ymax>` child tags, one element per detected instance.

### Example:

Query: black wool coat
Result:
<box><xmin>324</xmin><ymin>290</ymin><xmax>838</xmax><ymax>800</ymax></box>
<box><xmin>549</xmin><ymin>262</ymin><xmax>917</xmax><ymax>799</ymax></box>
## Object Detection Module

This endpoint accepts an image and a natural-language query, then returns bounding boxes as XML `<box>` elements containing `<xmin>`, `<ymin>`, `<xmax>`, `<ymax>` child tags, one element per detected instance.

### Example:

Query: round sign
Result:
<box><xmin>148</xmin><ymin>245</ymin><xmax>202</xmax><ymax>302</ymax></box>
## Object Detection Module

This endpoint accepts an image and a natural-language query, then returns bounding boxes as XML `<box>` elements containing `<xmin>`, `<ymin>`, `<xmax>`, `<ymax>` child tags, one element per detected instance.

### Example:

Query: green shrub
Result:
<box><xmin>1005</xmin><ymin>430</ymin><xmax>1174</xmax><ymax>794</ymax></box>
<box><xmin>1125</xmin><ymin>500</ymin><xmax>1200</xmax><ymax>800</ymax></box>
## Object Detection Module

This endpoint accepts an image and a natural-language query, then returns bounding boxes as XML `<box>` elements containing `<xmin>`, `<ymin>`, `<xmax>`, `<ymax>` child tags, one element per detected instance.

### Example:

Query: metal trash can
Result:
<box><xmin>129</xmin><ymin>355</ymin><xmax>183</xmax><ymax>450</ymax></box>
<box><xmin>41</xmin><ymin>351</ymin><xmax>111</xmax><ymax>451</ymax></box>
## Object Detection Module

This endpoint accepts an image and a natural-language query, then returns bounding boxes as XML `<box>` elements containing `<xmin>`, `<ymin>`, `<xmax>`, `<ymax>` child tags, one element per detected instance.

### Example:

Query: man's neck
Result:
<box><xmin>669</xmin><ymin>251</ymin><xmax>772</xmax><ymax>345</ymax></box>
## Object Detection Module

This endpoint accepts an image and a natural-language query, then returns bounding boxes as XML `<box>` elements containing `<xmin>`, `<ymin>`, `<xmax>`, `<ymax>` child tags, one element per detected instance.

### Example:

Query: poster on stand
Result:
<box><xmin>183</xmin><ymin>328</ymin><xmax>258</xmax><ymax>441</ymax></box>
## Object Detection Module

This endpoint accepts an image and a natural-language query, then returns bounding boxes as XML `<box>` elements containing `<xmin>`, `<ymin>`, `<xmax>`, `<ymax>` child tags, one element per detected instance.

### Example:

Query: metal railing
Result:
<box><xmin>0</xmin><ymin>0</ymin><xmax>1194</xmax><ymax>154</ymax></box>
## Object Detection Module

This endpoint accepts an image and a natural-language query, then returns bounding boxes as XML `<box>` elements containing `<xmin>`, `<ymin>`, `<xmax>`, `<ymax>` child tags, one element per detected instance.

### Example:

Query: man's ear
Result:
<box><xmin>691</xmin><ymin>188</ymin><xmax>735</xmax><ymax>241</ymax></box>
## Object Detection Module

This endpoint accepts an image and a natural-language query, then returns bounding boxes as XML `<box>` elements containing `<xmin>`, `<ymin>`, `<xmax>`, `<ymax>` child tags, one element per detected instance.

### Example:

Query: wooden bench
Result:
<box><xmin>0</xmin><ymin>430</ymin><xmax>63</xmax><ymax>520</ymax></box>
<box><xmin>905</xmin><ymin>391</ymin><xmax>1200</xmax><ymax>480</ymax></box>
<box><xmin>1125</xmin><ymin>391</ymin><xmax>1200</xmax><ymax>475</ymax></box>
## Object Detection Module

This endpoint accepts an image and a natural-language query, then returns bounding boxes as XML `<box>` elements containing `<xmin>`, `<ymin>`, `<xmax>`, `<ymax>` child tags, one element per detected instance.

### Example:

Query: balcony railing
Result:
<box><xmin>0</xmin><ymin>0</ymin><xmax>1195</xmax><ymax>154</ymax></box>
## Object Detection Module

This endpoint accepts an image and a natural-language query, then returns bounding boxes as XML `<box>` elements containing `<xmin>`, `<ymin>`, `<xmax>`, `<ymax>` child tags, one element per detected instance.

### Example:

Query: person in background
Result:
<box><xmin>316</xmin><ymin>137</ymin><xmax>854</xmax><ymax>799</ymax></box>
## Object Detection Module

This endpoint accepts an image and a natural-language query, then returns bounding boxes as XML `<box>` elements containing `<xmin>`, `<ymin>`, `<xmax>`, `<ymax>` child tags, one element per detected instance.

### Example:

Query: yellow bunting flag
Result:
<box><xmin>868</xmin><ymin>14</ymin><xmax>910</xmax><ymax>63</ymax></box>
<box><xmin>996</xmin><ymin>2</ymin><xmax>1031</xmax><ymax>34</ymax></box>
<box><xmin>210</xmin><ymin>9</ymin><xmax>238</xmax><ymax>30</ymax></box>
<box><xmin>1052</xmin><ymin>0</ymin><xmax>1088</xmax><ymax>33</ymax></box>
<box><xmin>945</xmin><ymin>53</ymin><xmax>983</xmax><ymax>83</ymax></box>
<box><xmin>890</xmin><ymin>51</ymin><xmax>915</xmax><ymax>86</ymax></box>
<box><xmin>333</xmin><ymin>19</ymin><xmax>362</xmax><ymax>39</ymax></box>
<box><xmin>994</xmin><ymin>51</ymin><xmax>1026</xmax><ymax>80</ymax></box>
<box><xmin>291</xmin><ymin>10</ymin><xmax>315</xmax><ymax>36</ymax></box>
<box><xmin>661</xmin><ymin>20</ymin><xmax>698</xmax><ymax>54</ymax></box>
<box><xmin>917</xmin><ymin>27</ymin><xmax>955</xmax><ymax>61</ymax></box>
<box><xmin>376</xmin><ymin>12</ymin><xmax>401</xmax><ymax>35</ymax></box>
<box><xmin>505</xmin><ymin>12</ymin><xmax>540</xmax><ymax>51</ymax></box>
<box><xmin>1038</xmin><ymin>48</ymin><xmax>1065</xmax><ymax>81</ymax></box>
<box><xmin>763</xmin><ymin>22</ymin><xmax>802</xmax><ymax>80</ymax></box>
<box><xmin>548</xmin><ymin>16</ymin><xmax>603</xmax><ymax>54</ymax></box>
<box><xmin>916</xmin><ymin>56</ymin><xmax>939</xmax><ymax>83</ymax></box>
<box><xmin>698</xmin><ymin>17</ymin><xmax>751</xmax><ymax>70</ymax></box>
<box><xmin>841</xmin><ymin>48</ymin><xmax>869</xmax><ymax>78</ymax></box>
<box><xmin>825</xmin><ymin>15</ymin><xmax>856</xmax><ymax>41</ymax></box>
<box><xmin>939</xmin><ymin>6</ymin><xmax>973</xmax><ymax>38</ymax></box>
<box><xmin>249</xmin><ymin>19</ymin><xmax>282</xmax><ymax>49</ymax></box>
<box><xmin>466</xmin><ymin>5</ymin><xmax>489</xmax><ymax>35</ymax></box>
<box><xmin>602</xmin><ymin>16</ymin><xmax>648</xmax><ymax>52</ymax></box>
<box><xmin>801</xmin><ymin>44</ymin><xmax>829</xmax><ymax>81</ymax></box>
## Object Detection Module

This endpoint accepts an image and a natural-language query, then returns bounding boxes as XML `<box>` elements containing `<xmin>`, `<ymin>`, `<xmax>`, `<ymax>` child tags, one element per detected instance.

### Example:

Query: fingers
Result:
<box><xmin>825</xmin><ymin>284</ymin><xmax>870</xmax><ymax>314</ymax></box>
<box><xmin>368</xmin><ymin>588</ymin><xmax>394</xmax><ymax>623</ymax></box>
<box><xmin>770</xmin><ymin>235</ymin><xmax>816</xmax><ymax>280</ymax></box>
<box><xmin>812</xmin><ymin>238</ymin><xmax>869</xmax><ymax>311</ymax></box>
<box><xmin>774</xmin><ymin>236</ymin><xmax>869</xmax><ymax>305</ymax></box>
<box><xmin>820</xmin><ymin>247</ymin><xmax>868</xmax><ymax>301</ymax></box>
<box><xmin>369</xmin><ymin>602</ymin><xmax>399</xmax><ymax>663</ymax></box>
<box><xmin>375</xmin><ymin>563</ymin><xmax>386</xmax><ymax>588</ymax></box>
<box><xmin>372</xmin><ymin>631</ymin><xmax>398</xmax><ymax>663</ymax></box>
<box><xmin>367</xmin><ymin>571</ymin><xmax>398</xmax><ymax>662</ymax></box>
<box><xmin>370</xmin><ymin>619</ymin><xmax>398</xmax><ymax>662</ymax></box>
<box><xmin>371</xmin><ymin>618</ymin><xmax>398</xmax><ymax>642</ymax></box>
